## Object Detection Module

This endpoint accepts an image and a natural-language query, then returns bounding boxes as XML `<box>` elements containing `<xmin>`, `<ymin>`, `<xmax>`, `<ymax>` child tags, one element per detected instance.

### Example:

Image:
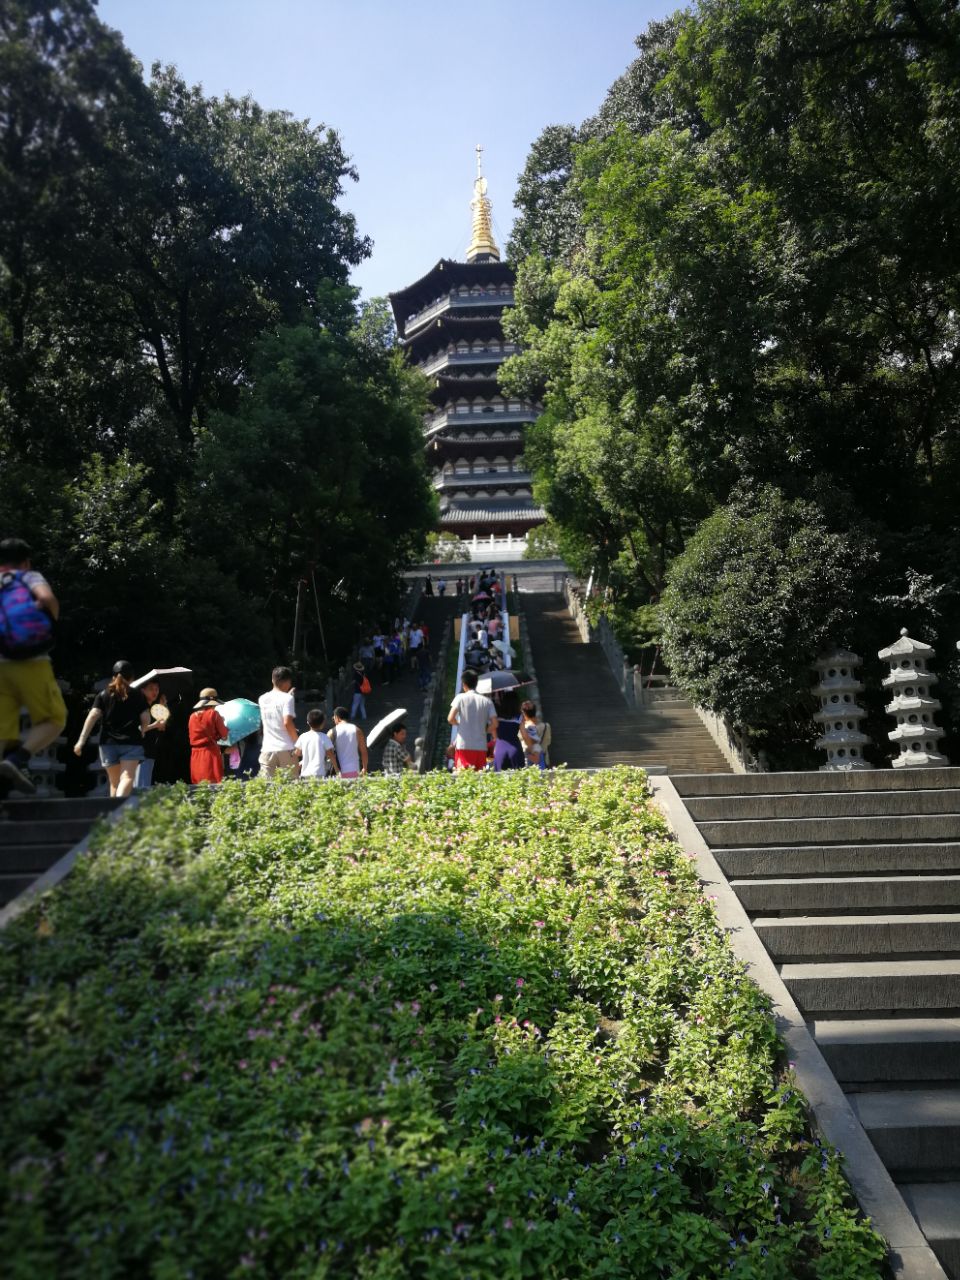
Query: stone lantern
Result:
<box><xmin>812</xmin><ymin>649</ymin><xmax>873</xmax><ymax>771</ymax></box>
<box><xmin>878</xmin><ymin>629</ymin><xmax>948</xmax><ymax>768</ymax></box>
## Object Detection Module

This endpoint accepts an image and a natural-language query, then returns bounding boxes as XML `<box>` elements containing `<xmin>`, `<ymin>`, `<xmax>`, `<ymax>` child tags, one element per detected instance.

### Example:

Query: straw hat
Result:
<box><xmin>193</xmin><ymin>687</ymin><xmax>221</xmax><ymax>710</ymax></box>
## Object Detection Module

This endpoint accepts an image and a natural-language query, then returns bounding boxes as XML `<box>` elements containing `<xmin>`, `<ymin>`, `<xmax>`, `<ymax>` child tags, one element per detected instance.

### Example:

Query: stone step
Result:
<box><xmin>0</xmin><ymin>872</ymin><xmax>37</xmax><ymax>906</ymax></box>
<box><xmin>0</xmin><ymin>797</ymin><xmax>120</xmax><ymax>822</ymax></box>
<box><xmin>756</xmin><ymin>913</ymin><xmax>960</xmax><ymax>960</ymax></box>
<box><xmin>699</xmin><ymin>814</ymin><xmax>960</xmax><ymax>848</ymax></box>
<box><xmin>813</xmin><ymin>1018</ymin><xmax>960</xmax><ymax>1083</ymax></box>
<box><xmin>714</xmin><ymin>843</ymin><xmax>960</xmax><ymax>878</ymax></box>
<box><xmin>0</xmin><ymin>818</ymin><xmax>97</xmax><ymax>846</ymax></box>
<box><xmin>673</xmin><ymin>767</ymin><xmax>960</xmax><ymax>797</ymax></box>
<box><xmin>849</xmin><ymin>1089</ymin><xmax>960</xmax><ymax>1175</ymax></box>
<box><xmin>782</xmin><ymin>960</ymin><xmax>960</xmax><ymax>1014</ymax></box>
<box><xmin>688</xmin><ymin>789</ymin><xmax>960</xmax><ymax>822</ymax></box>
<box><xmin>732</xmin><ymin>875</ymin><xmax>960</xmax><ymax>913</ymax></box>
<box><xmin>0</xmin><ymin>843</ymin><xmax>73</xmax><ymax>873</ymax></box>
<box><xmin>898</xmin><ymin>1182</ymin><xmax>960</xmax><ymax>1280</ymax></box>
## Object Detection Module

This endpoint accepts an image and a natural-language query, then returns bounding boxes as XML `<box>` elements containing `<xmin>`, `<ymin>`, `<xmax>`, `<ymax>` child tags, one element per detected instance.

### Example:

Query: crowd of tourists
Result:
<box><xmin>353</xmin><ymin>615</ymin><xmax>432</xmax><ymax>719</ymax></box>
<box><xmin>0</xmin><ymin>537</ymin><xmax>547</xmax><ymax>801</ymax></box>
<box><xmin>0</xmin><ymin>538</ymin><xmax>418</xmax><ymax>799</ymax></box>
<box><xmin>68</xmin><ymin>664</ymin><xmax>384</xmax><ymax>795</ymax></box>
<box><xmin>447</xmin><ymin>669</ymin><xmax>550</xmax><ymax>773</ymax></box>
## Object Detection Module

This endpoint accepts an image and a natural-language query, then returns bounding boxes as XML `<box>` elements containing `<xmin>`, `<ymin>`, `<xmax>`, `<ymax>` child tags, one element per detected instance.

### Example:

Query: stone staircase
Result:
<box><xmin>674</xmin><ymin>767</ymin><xmax>960</xmax><ymax>1279</ymax></box>
<box><xmin>0</xmin><ymin>797</ymin><xmax>122</xmax><ymax>908</ymax></box>
<box><xmin>523</xmin><ymin>593</ymin><xmax>730</xmax><ymax>773</ymax></box>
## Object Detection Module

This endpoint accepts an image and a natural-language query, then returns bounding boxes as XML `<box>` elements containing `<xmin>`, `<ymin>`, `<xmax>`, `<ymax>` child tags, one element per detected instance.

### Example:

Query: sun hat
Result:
<box><xmin>353</xmin><ymin>661</ymin><xmax>365</xmax><ymax>672</ymax></box>
<box><xmin>193</xmin><ymin>687</ymin><xmax>221</xmax><ymax>710</ymax></box>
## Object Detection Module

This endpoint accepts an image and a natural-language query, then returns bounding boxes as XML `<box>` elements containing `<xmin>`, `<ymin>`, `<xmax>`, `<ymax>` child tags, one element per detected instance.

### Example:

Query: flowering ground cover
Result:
<box><xmin>1</xmin><ymin>768</ymin><xmax>885</xmax><ymax>1278</ymax></box>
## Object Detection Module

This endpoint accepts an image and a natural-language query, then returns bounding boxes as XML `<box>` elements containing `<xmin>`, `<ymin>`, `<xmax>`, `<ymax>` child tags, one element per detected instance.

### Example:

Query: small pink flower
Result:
<box><xmin>515</xmin><ymin>978</ymin><xmax>525</xmax><ymax>988</ymax></box>
<box><xmin>238</xmin><ymin>1059</ymin><xmax>248</xmax><ymax>1070</ymax></box>
<box><xmin>533</xmin><ymin>920</ymin><xmax>545</xmax><ymax>929</ymax></box>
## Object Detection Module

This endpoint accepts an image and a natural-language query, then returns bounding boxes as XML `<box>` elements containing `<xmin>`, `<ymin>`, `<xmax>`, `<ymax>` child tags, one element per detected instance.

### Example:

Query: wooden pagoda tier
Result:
<box><xmin>400</xmin><ymin>312</ymin><xmax>515</xmax><ymax>367</ymax></box>
<box><xmin>390</xmin><ymin>259</ymin><xmax>514</xmax><ymax>341</ymax></box>
<box><xmin>390</xmin><ymin>240</ymin><xmax>545</xmax><ymax>541</ymax></box>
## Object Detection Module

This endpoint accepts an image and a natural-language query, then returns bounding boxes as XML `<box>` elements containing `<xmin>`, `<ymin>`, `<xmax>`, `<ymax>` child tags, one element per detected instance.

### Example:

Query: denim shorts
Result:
<box><xmin>99</xmin><ymin>743</ymin><xmax>145</xmax><ymax>767</ymax></box>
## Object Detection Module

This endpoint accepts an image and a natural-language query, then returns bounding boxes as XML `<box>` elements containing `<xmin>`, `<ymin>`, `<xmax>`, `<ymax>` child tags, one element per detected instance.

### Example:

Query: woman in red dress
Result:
<box><xmin>189</xmin><ymin>688</ymin><xmax>228</xmax><ymax>784</ymax></box>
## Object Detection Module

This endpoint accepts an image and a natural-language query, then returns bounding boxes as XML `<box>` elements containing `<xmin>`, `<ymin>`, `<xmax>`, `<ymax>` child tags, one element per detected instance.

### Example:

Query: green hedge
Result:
<box><xmin>0</xmin><ymin>770</ymin><xmax>885</xmax><ymax>1278</ymax></box>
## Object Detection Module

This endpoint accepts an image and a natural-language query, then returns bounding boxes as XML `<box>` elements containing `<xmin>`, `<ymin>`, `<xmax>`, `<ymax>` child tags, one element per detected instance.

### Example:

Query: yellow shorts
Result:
<box><xmin>0</xmin><ymin>659</ymin><xmax>68</xmax><ymax>742</ymax></box>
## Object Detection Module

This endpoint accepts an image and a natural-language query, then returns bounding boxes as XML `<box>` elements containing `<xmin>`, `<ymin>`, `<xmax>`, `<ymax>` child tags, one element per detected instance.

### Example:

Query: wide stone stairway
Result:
<box><xmin>0</xmin><ymin>796</ymin><xmax>122</xmax><ymax>909</ymax></box>
<box><xmin>675</xmin><ymin>767</ymin><xmax>960</xmax><ymax>1279</ymax></box>
<box><xmin>523</xmin><ymin>592</ymin><xmax>730</xmax><ymax>773</ymax></box>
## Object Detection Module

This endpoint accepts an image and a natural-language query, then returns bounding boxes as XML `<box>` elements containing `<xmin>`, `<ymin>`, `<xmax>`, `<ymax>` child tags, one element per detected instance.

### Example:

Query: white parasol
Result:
<box><xmin>367</xmin><ymin>706</ymin><xmax>408</xmax><ymax>748</ymax></box>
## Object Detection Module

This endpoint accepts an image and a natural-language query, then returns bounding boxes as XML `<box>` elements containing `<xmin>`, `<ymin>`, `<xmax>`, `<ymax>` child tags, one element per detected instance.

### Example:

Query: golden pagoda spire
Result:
<box><xmin>466</xmin><ymin>143</ymin><xmax>500</xmax><ymax>263</ymax></box>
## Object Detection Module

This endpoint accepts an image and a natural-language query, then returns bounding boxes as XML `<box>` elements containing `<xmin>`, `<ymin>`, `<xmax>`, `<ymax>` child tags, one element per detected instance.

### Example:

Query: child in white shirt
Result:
<box><xmin>294</xmin><ymin>709</ymin><xmax>338</xmax><ymax>779</ymax></box>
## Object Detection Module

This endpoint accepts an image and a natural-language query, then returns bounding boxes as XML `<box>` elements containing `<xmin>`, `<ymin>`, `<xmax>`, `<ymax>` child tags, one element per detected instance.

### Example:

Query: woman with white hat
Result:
<box><xmin>189</xmin><ymin>688</ymin><xmax>228</xmax><ymax>784</ymax></box>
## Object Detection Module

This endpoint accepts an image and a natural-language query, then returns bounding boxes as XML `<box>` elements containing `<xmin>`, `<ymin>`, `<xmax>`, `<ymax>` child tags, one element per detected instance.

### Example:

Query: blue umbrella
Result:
<box><xmin>218</xmin><ymin>697</ymin><xmax>261</xmax><ymax>746</ymax></box>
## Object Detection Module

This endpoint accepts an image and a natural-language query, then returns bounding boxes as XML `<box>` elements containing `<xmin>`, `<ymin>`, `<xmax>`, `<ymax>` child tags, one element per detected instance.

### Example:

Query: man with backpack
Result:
<box><xmin>0</xmin><ymin>538</ymin><xmax>67</xmax><ymax>795</ymax></box>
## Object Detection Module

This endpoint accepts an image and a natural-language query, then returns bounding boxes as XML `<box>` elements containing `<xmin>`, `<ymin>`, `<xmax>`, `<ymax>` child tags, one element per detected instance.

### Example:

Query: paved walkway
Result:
<box><xmin>357</xmin><ymin>594</ymin><xmax>459</xmax><ymax>770</ymax></box>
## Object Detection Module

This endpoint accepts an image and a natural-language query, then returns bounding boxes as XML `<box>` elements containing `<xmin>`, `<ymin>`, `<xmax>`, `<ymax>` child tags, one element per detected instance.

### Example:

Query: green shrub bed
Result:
<box><xmin>1</xmin><ymin>769</ymin><xmax>885</xmax><ymax>1278</ymax></box>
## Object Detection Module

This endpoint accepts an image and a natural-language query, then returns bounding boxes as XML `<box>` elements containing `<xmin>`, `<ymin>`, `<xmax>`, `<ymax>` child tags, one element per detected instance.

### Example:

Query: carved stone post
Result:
<box><xmin>812</xmin><ymin>649</ymin><xmax>874</xmax><ymax>770</ymax></box>
<box><xmin>878</xmin><ymin>629</ymin><xmax>948</xmax><ymax>767</ymax></box>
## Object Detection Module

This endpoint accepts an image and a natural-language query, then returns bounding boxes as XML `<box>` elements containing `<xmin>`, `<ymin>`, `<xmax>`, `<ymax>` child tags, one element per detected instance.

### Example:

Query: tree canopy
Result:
<box><xmin>505</xmin><ymin>0</ymin><xmax>960</xmax><ymax>762</ymax></box>
<box><xmin>0</xmin><ymin>0</ymin><xmax>433</xmax><ymax>694</ymax></box>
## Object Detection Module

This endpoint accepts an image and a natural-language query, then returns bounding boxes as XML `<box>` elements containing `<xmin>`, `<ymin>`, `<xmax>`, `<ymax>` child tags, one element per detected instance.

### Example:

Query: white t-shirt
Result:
<box><xmin>449</xmin><ymin>690</ymin><xmax>495</xmax><ymax>752</ymax></box>
<box><xmin>296</xmin><ymin>729</ymin><xmax>334</xmax><ymax>778</ymax></box>
<box><xmin>332</xmin><ymin>720</ymin><xmax>360</xmax><ymax>775</ymax></box>
<box><xmin>409</xmin><ymin>628</ymin><xmax>423</xmax><ymax>650</ymax></box>
<box><xmin>259</xmin><ymin>687</ymin><xmax>296</xmax><ymax>752</ymax></box>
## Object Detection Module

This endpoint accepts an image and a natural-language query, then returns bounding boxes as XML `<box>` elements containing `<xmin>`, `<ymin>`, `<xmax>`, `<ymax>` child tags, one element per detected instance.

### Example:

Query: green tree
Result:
<box><xmin>507</xmin><ymin>0</ymin><xmax>960</xmax><ymax>759</ymax></box>
<box><xmin>195</xmin><ymin>320</ymin><xmax>435</xmax><ymax>661</ymax></box>
<box><xmin>659</xmin><ymin>486</ymin><xmax>880</xmax><ymax>752</ymax></box>
<box><xmin>0</xmin><ymin>0</ymin><xmax>155</xmax><ymax>463</ymax></box>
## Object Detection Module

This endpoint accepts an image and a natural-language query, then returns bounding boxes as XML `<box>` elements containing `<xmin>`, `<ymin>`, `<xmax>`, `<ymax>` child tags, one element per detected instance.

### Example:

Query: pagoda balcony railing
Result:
<box><xmin>424</xmin><ymin>407</ymin><xmax>538</xmax><ymax>432</ymax></box>
<box><xmin>429</xmin><ymin>429</ymin><xmax>524</xmax><ymax>446</ymax></box>
<box><xmin>405</xmin><ymin>289</ymin><xmax>515</xmax><ymax>333</ymax></box>
<box><xmin>419</xmin><ymin>347</ymin><xmax>519</xmax><ymax>377</ymax></box>
<box><xmin>434</xmin><ymin>470</ymin><xmax>532</xmax><ymax>490</ymax></box>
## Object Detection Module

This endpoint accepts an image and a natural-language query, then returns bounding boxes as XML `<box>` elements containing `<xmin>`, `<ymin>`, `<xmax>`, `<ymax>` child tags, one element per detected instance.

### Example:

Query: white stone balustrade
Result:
<box><xmin>878</xmin><ymin>628</ymin><xmax>948</xmax><ymax>767</ymax></box>
<box><xmin>812</xmin><ymin>649</ymin><xmax>873</xmax><ymax>771</ymax></box>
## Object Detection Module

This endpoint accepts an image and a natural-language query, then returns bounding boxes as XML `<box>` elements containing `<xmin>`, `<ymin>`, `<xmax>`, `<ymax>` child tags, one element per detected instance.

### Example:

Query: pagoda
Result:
<box><xmin>389</xmin><ymin>147</ymin><xmax>545</xmax><ymax>550</ymax></box>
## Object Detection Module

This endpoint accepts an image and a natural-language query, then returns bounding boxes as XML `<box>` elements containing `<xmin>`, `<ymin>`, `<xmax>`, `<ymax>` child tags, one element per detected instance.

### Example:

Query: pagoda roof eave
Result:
<box><xmin>389</xmin><ymin>258</ymin><xmax>514</xmax><ymax>335</ymax></box>
<box><xmin>402</xmin><ymin>312</ymin><xmax>510</xmax><ymax>353</ymax></box>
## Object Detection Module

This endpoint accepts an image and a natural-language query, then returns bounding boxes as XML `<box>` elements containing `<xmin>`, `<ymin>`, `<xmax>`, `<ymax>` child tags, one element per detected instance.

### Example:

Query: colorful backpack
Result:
<box><xmin>0</xmin><ymin>571</ymin><xmax>55</xmax><ymax>659</ymax></box>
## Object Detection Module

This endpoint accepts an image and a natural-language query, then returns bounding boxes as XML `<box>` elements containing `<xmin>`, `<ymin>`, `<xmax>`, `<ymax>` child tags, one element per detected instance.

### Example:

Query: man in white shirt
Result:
<box><xmin>294</xmin><ymin>708</ymin><xmax>338</xmax><ymax>779</ymax></box>
<box><xmin>408</xmin><ymin>624</ymin><xmax>424</xmax><ymax>670</ymax></box>
<box><xmin>258</xmin><ymin>665</ymin><xmax>299</xmax><ymax>778</ymax></box>
<box><xmin>447</xmin><ymin>669</ymin><xmax>497</xmax><ymax>771</ymax></box>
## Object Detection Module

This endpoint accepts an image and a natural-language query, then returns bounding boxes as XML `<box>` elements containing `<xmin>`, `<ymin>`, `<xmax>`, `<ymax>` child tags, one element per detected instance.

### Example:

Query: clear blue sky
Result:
<box><xmin>96</xmin><ymin>0</ymin><xmax>672</xmax><ymax>299</ymax></box>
